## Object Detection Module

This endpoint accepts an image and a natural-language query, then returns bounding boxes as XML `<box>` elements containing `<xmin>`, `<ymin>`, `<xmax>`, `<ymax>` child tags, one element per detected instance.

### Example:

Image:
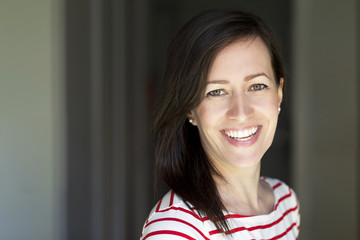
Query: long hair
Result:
<box><xmin>152</xmin><ymin>10</ymin><xmax>286</xmax><ymax>233</ymax></box>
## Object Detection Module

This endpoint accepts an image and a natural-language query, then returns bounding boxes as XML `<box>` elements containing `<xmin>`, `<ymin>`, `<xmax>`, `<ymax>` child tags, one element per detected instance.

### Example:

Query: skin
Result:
<box><xmin>189</xmin><ymin>36</ymin><xmax>284</xmax><ymax>215</ymax></box>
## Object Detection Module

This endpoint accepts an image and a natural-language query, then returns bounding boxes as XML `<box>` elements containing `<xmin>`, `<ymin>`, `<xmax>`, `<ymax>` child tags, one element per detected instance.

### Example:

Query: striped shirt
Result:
<box><xmin>140</xmin><ymin>177</ymin><xmax>300</xmax><ymax>240</ymax></box>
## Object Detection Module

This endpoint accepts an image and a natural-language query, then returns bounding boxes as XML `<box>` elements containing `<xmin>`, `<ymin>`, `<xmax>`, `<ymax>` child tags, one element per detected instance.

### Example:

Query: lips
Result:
<box><xmin>224</xmin><ymin>126</ymin><xmax>259</xmax><ymax>141</ymax></box>
<box><xmin>222</xmin><ymin>126</ymin><xmax>261</xmax><ymax>146</ymax></box>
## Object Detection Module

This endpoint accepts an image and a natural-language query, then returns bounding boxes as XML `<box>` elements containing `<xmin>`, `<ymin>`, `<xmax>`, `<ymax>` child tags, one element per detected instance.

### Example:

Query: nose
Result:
<box><xmin>226</xmin><ymin>93</ymin><xmax>254</xmax><ymax>120</ymax></box>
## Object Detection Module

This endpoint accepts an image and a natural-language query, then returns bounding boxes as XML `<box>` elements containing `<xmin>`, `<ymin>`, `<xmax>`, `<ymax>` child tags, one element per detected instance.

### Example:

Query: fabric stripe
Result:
<box><xmin>142</xmin><ymin>230</ymin><xmax>197</xmax><ymax>240</ymax></box>
<box><xmin>169</xmin><ymin>190</ymin><xmax>175</xmax><ymax>207</ymax></box>
<box><xmin>155</xmin><ymin>197</ymin><xmax>163</xmax><ymax>212</ymax></box>
<box><xmin>260</xmin><ymin>222</ymin><xmax>298</xmax><ymax>240</ymax></box>
<box><xmin>272</xmin><ymin>182</ymin><xmax>282</xmax><ymax>190</ymax></box>
<box><xmin>156</xmin><ymin>205</ymin><xmax>202</xmax><ymax>220</ymax></box>
<box><xmin>145</xmin><ymin>217</ymin><xmax>210</xmax><ymax>240</ymax></box>
<box><xmin>274</xmin><ymin>188</ymin><xmax>292</xmax><ymax>210</ymax></box>
<box><xmin>209</xmin><ymin>205</ymin><xmax>298</xmax><ymax>235</ymax></box>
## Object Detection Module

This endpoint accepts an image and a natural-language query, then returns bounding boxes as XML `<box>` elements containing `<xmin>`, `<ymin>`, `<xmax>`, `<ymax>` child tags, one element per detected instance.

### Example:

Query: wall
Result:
<box><xmin>292</xmin><ymin>0</ymin><xmax>358</xmax><ymax>239</ymax></box>
<box><xmin>0</xmin><ymin>0</ymin><xmax>64</xmax><ymax>239</ymax></box>
<box><xmin>64</xmin><ymin>0</ymin><xmax>152</xmax><ymax>239</ymax></box>
<box><xmin>0</xmin><ymin>0</ymin><xmax>357</xmax><ymax>239</ymax></box>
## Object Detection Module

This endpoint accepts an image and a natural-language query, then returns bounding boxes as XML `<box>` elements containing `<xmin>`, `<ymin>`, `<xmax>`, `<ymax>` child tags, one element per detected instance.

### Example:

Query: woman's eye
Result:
<box><xmin>250</xmin><ymin>84</ymin><xmax>268</xmax><ymax>91</ymax></box>
<box><xmin>207</xmin><ymin>89</ymin><xmax>225</xmax><ymax>97</ymax></box>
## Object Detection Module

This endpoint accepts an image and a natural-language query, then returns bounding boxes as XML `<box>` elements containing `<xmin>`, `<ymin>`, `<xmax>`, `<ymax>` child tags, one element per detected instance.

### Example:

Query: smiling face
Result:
<box><xmin>189</xmin><ymin>36</ymin><xmax>283</xmax><ymax>172</ymax></box>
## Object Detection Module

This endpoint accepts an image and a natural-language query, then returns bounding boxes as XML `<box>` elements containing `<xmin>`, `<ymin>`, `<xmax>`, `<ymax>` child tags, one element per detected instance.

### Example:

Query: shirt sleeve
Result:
<box><xmin>140</xmin><ymin>209</ymin><xmax>210</xmax><ymax>240</ymax></box>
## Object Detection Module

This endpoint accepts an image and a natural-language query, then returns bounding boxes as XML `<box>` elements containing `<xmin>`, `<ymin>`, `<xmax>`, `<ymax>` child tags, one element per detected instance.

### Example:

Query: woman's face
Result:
<box><xmin>189</xmin><ymin>37</ymin><xmax>283</xmax><ymax>171</ymax></box>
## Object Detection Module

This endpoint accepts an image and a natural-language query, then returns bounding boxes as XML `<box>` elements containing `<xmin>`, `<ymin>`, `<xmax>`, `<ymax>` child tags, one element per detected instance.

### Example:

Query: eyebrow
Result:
<box><xmin>207</xmin><ymin>79</ymin><xmax>230</xmax><ymax>85</ymax></box>
<box><xmin>207</xmin><ymin>72</ymin><xmax>270</xmax><ymax>85</ymax></box>
<box><xmin>244</xmin><ymin>72</ymin><xmax>270</xmax><ymax>81</ymax></box>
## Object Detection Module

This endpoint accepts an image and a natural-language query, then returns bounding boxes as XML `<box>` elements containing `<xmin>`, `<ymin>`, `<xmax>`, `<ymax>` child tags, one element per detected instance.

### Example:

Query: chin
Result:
<box><xmin>231</xmin><ymin>155</ymin><xmax>263</xmax><ymax>169</ymax></box>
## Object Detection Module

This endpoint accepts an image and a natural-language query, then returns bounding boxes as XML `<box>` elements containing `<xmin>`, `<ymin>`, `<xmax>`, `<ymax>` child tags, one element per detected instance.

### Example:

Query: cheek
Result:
<box><xmin>193</xmin><ymin>109</ymin><xmax>211</xmax><ymax>129</ymax></box>
<box><xmin>252</xmin><ymin>96</ymin><xmax>280</xmax><ymax>125</ymax></box>
<box><xmin>254</xmin><ymin>94</ymin><xmax>280</xmax><ymax>111</ymax></box>
<box><xmin>264</xmin><ymin>99</ymin><xmax>281</xmax><ymax>123</ymax></box>
<box><xmin>194</xmin><ymin>102</ymin><xmax>225</xmax><ymax>126</ymax></box>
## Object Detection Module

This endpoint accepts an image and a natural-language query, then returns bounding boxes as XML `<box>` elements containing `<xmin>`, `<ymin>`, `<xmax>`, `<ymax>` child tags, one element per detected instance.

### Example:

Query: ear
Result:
<box><xmin>277</xmin><ymin>78</ymin><xmax>284</xmax><ymax>106</ymax></box>
<box><xmin>187</xmin><ymin>111</ymin><xmax>197</xmax><ymax>126</ymax></box>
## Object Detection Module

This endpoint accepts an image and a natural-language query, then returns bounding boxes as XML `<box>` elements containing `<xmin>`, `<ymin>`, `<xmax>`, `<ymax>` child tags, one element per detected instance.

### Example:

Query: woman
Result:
<box><xmin>141</xmin><ymin>10</ymin><xmax>300</xmax><ymax>239</ymax></box>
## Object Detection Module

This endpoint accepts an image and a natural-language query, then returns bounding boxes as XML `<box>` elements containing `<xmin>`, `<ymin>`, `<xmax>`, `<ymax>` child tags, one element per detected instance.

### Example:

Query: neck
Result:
<box><xmin>213</xmin><ymin>163</ymin><xmax>272</xmax><ymax>215</ymax></box>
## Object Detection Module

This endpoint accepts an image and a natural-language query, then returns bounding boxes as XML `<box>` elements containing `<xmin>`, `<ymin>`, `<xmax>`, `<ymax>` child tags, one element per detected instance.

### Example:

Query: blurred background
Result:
<box><xmin>0</xmin><ymin>0</ymin><xmax>358</xmax><ymax>239</ymax></box>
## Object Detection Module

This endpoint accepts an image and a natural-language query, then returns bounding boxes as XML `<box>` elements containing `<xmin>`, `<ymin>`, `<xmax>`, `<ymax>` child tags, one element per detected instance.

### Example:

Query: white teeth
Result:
<box><xmin>244</xmin><ymin>129</ymin><xmax>250</xmax><ymax>137</ymax></box>
<box><xmin>225</xmin><ymin>127</ymin><xmax>258</xmax><ymax>140</ymax></box>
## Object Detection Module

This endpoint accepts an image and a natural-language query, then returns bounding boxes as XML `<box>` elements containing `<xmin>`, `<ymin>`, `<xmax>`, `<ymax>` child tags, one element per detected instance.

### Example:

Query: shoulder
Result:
<box><xmin>140</xmin><ymin>190</ymin><xmax>210</xmax><ymax>240</ymax></box>
<box><xmin>262</xmin><ymin>176</ymin><xmax>300</xmax><ymax>225</ymax></box>
<box><xmin>262</xmin><ymin>176</ymin><xmax>298</xmax><ymax>199</ymax></box>
<box><xmin>262</xmin><ymin>176</ymin><xmax>299</xmax><ymax>206</ymax></box>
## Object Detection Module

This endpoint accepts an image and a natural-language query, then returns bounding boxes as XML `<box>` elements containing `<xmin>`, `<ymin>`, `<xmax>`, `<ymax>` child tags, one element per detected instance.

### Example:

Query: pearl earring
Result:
<box><xmin>189</xmin><ymin>119</ymin><xmax>193</xmax><ymax>123</ymax></box>
<box><xmin>278</xmin><ymin>107</ymin><xmax>281</xmax><ymax>112</ymax></box>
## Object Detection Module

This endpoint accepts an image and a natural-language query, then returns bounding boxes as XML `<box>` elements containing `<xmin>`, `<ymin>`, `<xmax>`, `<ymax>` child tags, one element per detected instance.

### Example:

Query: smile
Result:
<box><xmin>224</xmin><ymin>126</ymin><xmax>259</xmax><ymax>141</ymax></box>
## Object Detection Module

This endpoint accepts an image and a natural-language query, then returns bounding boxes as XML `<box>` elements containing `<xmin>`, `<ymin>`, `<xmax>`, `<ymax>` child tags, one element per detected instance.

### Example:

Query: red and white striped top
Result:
<box><xmin>140</xmin><ymin>177</ymin><xmax>300</xmax><ymax>240</ymax></box>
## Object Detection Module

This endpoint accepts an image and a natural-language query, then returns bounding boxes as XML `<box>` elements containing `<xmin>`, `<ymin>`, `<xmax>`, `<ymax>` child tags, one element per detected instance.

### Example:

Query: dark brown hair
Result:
<box><xmin>152</xmin><ymin>10</ymin><xmax>286</xmax><ymax>234</ymax></box>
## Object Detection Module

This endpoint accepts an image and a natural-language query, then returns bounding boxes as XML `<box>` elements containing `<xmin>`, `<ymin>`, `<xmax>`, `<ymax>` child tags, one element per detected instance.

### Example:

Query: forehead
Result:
<box><xmin>208</xmin><ymin>37</ymin><xmax>273</xmax><ymax>80</ymax></box>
